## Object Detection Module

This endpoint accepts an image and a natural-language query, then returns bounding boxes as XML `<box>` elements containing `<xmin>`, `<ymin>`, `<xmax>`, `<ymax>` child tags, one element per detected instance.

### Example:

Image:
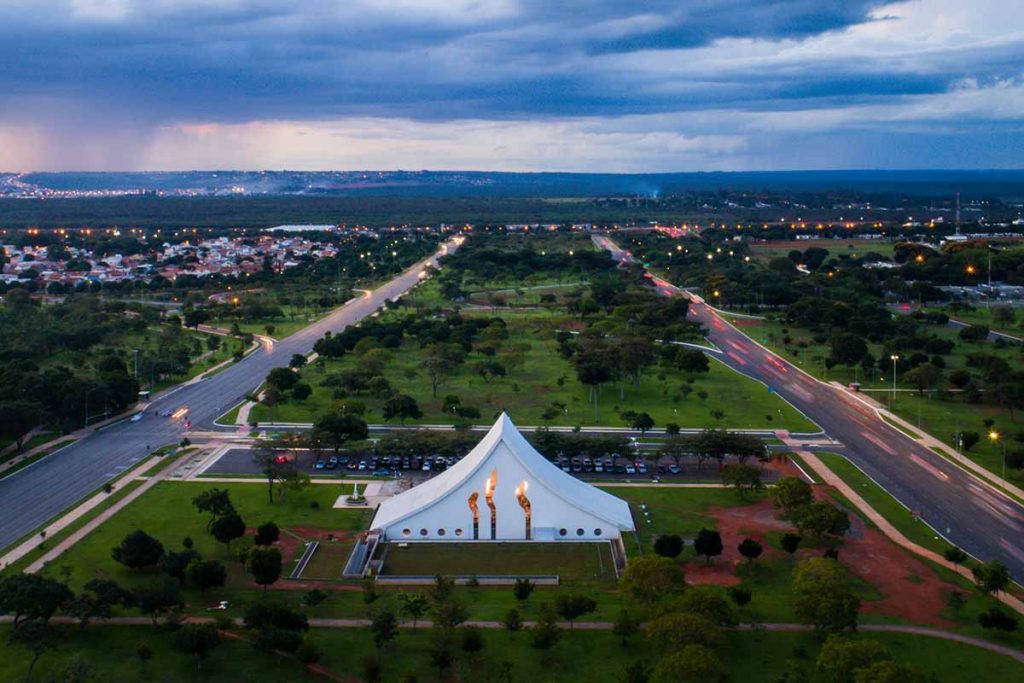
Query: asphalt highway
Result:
<box><xmin>0</xmin><ymin>239</ymin><xmax>460</xmax><ymax>552</ymax></box>
<box><xmin>593</xmin><ymin>234</ymin><xmax>1024</xmax><ymax>580</ymax></box>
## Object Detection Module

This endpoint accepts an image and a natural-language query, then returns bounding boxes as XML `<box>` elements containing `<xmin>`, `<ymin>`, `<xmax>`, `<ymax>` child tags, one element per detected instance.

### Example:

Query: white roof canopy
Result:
<box><xmin>370</xmin><ymin>413</ymin><xmax>635</xmax><ymax>539</ymax></box>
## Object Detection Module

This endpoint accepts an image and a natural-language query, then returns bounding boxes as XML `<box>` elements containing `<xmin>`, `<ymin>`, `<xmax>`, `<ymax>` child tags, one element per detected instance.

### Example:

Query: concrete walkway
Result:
<box><xmin>2</xmin><ymin>616</ymin><xmax>1019</xmax><ymax>663</ymax></box>
<box><xmin>780</xmin><ymin>437</ymin><xmax>1024</xmax><ymax>617</ymax></box>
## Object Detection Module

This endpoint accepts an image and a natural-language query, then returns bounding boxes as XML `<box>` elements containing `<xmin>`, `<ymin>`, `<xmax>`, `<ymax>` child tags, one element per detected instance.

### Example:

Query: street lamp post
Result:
<box><xmin>989</xmin><ymin>430</ymin><xmax>1006</xmax><ymax>480</ymax></box>
<box><xmin>84</xmin><ymin>385</ymin><xmax>100</xmax><ymax>429</ymax></box>
<box><xmin>889</xmin><ymin>354</ymin><xmax>899</xmax><ymax>408</ymax></box>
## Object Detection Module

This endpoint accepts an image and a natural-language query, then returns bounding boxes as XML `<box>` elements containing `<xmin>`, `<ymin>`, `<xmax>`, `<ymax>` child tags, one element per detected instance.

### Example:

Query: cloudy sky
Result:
<box><xmin>1</xmin><ymin>0</ymin><xmax>1022</xmax><ymax>172</ymax></box>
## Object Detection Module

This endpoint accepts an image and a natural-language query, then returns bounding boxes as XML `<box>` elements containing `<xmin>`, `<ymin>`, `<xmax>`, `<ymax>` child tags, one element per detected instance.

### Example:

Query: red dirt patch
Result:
<box><xmin>685</xmin><ymin>493</ymin><xmax>959</xmax><ymax>627</ymax></box>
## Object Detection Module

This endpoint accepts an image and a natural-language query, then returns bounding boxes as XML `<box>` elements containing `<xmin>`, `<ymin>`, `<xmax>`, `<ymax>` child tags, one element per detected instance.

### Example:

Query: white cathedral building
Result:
<box><xmin>370</xmin><ymin>413</ymin><xmax>636</xmax><ymax>543</ymax></box>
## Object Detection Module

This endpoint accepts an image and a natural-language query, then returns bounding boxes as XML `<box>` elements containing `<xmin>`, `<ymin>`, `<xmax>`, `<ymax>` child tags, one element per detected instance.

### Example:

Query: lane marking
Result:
<box><xmin>908</xmin><ymin>453</ymin><xmax>951</xmax><ymax>482</ymax></box>
<box><xmin>860</xmin><ymin>430</ymin><xmax>898</xmax><ymax>456</ymax></box>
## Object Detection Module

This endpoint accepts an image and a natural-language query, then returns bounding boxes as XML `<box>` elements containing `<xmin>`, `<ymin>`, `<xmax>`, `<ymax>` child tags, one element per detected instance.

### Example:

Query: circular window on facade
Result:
<box><xmin>402</xmin><ymin>529</ymin><xmax>411</xmax><ymax>537</ymax></box>
<box><xmin>437</xmin><ymin>528</ymin><xmax>446</xmax><ymax>536</ymax></box>
<box><xmin>594</xmin><ymin>528</ymin><xmax>603</xmax><ymax>536</ymax></box>
<box><xmin>576</xmin><ymin>528</ymin><xmax>585</xmax><ymax>536</ymax></box>
<box><xmin>454</xmin><ymin>528</ymin><xmax>463</xmax><ymax>537</ymax></box>
<box><xmin>419</xmin><ymin>528</ymin><xmax>428</xmax><ymax>536</ymax></box>
<box><xmin>559</xmin><ymin>528</ymin><xmax>567</xmax><ymax>537</ymax></box>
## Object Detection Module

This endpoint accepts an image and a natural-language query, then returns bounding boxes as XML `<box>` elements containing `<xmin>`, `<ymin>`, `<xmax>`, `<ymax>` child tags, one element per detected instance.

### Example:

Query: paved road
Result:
<box><xmin>593</xmin><ymin>234</ymin><xmax>1024</xmax><ymax>580</ymax></box>
<box><xmin>0</xmin><ymin>240</ymin><xmax>460</xmax><ymax>552</ymax></box>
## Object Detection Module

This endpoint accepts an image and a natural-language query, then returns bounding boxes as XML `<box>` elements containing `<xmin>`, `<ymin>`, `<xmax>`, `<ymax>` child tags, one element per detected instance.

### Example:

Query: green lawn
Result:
<box><xmin>379</xmin><ymin>542</ymin><xmax>614</xmax><ymax>581</ymax></box>
<box><xmin>0</xmin><ymin>625</ymin><xmax>314</xmax><ymax>683</ymax></box>
<box><xmin>252</xmin><ymin>313</ymin><xmax>815</xmax><ymax>431</ymax></box>
<box><xmin>1</xmin><ymin>624</ymin><xmax>1018</xmax><ymax>683</ymax></box>
<box><xmin>39</xmin><ymin>481</ymin><xmax>371</xmax><ymax>595</ymax></box>
<box><xmin>300</xmin><ymin>538</ymin><xmax>355</xmax><ymax>580</ymax></box>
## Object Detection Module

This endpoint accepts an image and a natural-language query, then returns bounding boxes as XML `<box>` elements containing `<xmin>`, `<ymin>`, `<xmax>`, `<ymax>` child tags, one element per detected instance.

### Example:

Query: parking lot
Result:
<box><xmin>203</xmin><ymin>446</ymin><xmax>783</xmax><ymax>485</ymax></box>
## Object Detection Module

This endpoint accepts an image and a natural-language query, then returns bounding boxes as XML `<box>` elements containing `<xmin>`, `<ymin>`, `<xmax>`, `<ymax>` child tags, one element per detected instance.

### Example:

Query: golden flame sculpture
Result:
<box><xmin>468</xmin><ymin>492</ymin><xmax>480</xmax><ymax>540</ymax></box>
<box><xmin>484</xmin><ymin>469</ymin><xmax>498</xmax><ymax>539</ymax></box>
<box><xmin>515</xmin><ymin>480</ymin><xmax>532</xmax><ymax>540</ymax></box>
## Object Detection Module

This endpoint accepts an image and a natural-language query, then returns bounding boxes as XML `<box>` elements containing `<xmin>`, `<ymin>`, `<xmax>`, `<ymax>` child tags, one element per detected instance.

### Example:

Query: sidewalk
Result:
<box><xmin>780</xmin><ymin>437</ymin><xmax>1024</xmax><ymax>617</ymax></box>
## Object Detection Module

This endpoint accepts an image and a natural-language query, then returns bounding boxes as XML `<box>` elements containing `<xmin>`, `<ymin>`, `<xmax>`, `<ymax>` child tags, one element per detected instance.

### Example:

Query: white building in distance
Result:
<box><xmin>370</xmin><ymin>413</ymin><xmax>636</xmax><ymax>543</ymax></box>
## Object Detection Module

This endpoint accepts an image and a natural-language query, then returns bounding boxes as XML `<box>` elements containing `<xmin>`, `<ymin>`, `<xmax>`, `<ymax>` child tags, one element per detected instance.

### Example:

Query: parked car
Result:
<box><xmin>668</xmin><ymin>465</ymin><xmax>682</xmax><ymax>475</ymax></box>
<box><xmin>636</xmin><ymin>463</ymin><xmax>648</xmax><ymax>474</ymax></box>
<box><xmin>358</xmin><ymin>460</ymin><xmax>368</xmax><ymax>471</ymax></box>
<box><xmin>422</xmin><ymin>461</ymin><xmax>432</xmax><ymax>472</ymax></box>
<box><xmin>594</xmin><ymin>462</ymin><xmax>604</xmax><ymax>473</ymax></box>
<box><xmin>314</xmin><ymin>460</ymin><xmax>326</xmax><ymax>470</ymax></box>
<box><xmin>625</xmin><ymin>464</ymin><xmax>636</xmax><ymax>475</ymax></box>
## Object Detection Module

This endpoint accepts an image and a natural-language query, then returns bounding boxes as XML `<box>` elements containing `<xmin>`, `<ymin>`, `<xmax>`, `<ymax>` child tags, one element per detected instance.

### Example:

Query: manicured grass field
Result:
<box><xmin>39</xmin><ymin>481</ymin><xmax>371</xmax><ymax>594</ymax></box>
<box><xmin>252</xmin><ymin>313</ymin><xmax>816</xmax><ymax>431</ymax></box>
<box><xmin>379</xmin><ymin>541</ymin><xmax>615</xmax><ymax>580</ymax></box>
<box><xmin>300</xmin><ymin>538</ymin><xmax>355</xmax><ymax>580</ymax></box>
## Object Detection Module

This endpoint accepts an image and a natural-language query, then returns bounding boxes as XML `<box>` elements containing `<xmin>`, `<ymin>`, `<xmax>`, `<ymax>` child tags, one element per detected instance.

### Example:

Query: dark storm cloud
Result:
<box><xmin>0</xmin><ymin>0</ymin><xmax>902</xmax><ymax>123</ymax></box>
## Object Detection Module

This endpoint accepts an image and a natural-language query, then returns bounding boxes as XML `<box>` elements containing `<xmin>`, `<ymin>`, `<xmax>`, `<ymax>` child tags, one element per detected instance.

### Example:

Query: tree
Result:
<box><xmin>370</xmin><ymin>609</ymin><xmax>399</xmax><ymax>659</ymax></box>
<box><xmin>653</xmin><ymin>534</ymin><xmax>684</xmax><ymax>558</ymax></box>
<box><xmin>186</xmin><ymin>559</ymin><xmax>227</xmax><ymax>591</ymax></box>
<box><xmin>903</xmin><ymin>363</ymin><xmax>942</xmax><ymax>395</ymax></box>
<box><xmin>8</xmin><ymin>619</ymin><xmax>57</xmax><ymax>683</ymax></box>
<box><xmin>432</xmin><ymin>597</ymin><xmax>469</xmax><ymax>630</ymax></box>
<box><xmin>398</xmin><ymin>592</ymin><xmax>429</xmax><ymax>627</ymax></box>
<box><xmin>161</xmin><ymin>548</ymin><xmax>202</xmax><ymax>584</ymax></box>
<box><xmin>0</xmin><ymin>402</ymin><xmax>38</xmax><ymax>452</ymax></box>
<box><xmin>650</xmin><ymin>644</ymin><xmax>725</xmax><ymax>683</ymax></box>
<box><xmin>693</xmin><ymin>528</ymin><xmax>723</xmax><ymax>564</ymax></box>
<box><xmin>672</xmin><ymin>585</ymin><xmax>738</xmax><ymax>627</ymax></box>
<box><xmin>727</xmin><ymin>586</ymin><xmax>752</xmax><ymax>607</ymax></box>
<box><xmin>619</xmin><ymin>556</ymin><xmax>686</xmax><ymax>606</ymax></box>
<box><xmin>0</xmin><ymin>574</ymin><xmax>73</xmax><ymax>627</ymax></box>
<box><xmin>554</xmin><ymin>594</ymin><xmax>597</xmax><ymax>631</ymax></box>
<box><xmin>472</xmin><ymin>360</ymin><xmax>506</xmax><ymax>383</ymax></box>
<box><xmin>722</xmin><ymin>463</ymin><xmax>763</xmax><ymax>497</ymax></box>
<box><xmin>69</xmin><ymin>579</ymin><xmax>133</xmax><ymax>627</ymax></box>
<box><xmin>291</xmin><ymin>382</ymin><xmax>312</xmax><ymax>401</ymax></box>
<box><xmin>172</xmin><ymin>622</ymin><xmax>221</xmax><ymax>670</ymax></box>
<box><xmin>853</xmin><ymin>660</ymin><xmax>928</xmax><ymax>683</ymax></box>
<box><xmin>738</xmin><ymin>538</ymin><xmax>764</xmax><ymax>564</ymax></box>
<box><xmin>530</xmin><ymin>604</ymin><xmax>561</xmax><ymax>650</ymax></box>
<box><xmin>943</xmin><ymin>547</ymin><xmax>968</xmax><ymax>566</ymax></box>
<box><xmin>793</xmin><ymin>558</ymin><xmax>860</xmax><ymax>636</ymax></box>
<box><xmin>427</xmin><ymin>631</ymin><xmax>455</xmax><ymax>678</ymax></box>
<box><xmin>958</xmin><ymin>430</ymin><xmax>980</xmax><ymax>452</ymax></box>
<box><xmin>460</xmin><ymin>626</ymin><xmax>485</xmax><ymax>653</ymax></box>
<box><xmin>253</xmin><ymin>445</ymin><xmax>296</xmax><ymax>504</ymax></box>
<box><xmin>289</xmin><ymin>353</ymin><xmax>307</xmax><ymax>369</ymax></box>
<box><xmin>313</xmin><ymin>412</ymin><xmax>369</xmax><ymax>451</ymax></box>
<box><xmin>134</xmin><ymin>576</ymin><xmax>183</xmax><ymax>624</ymax></box>
<box><xmin>624</xmin><ymin>661</ymin><xmax>652</xmax><ymax>683</ymax></box>
<box><xmin>791</xmin><ymin>502</ymin><xmax>850</xmax><ymax>539</ymax></box>
<box><xmin>266</xmin><ymin>366</ymin><xmax>298</xmax><ymax>392</ymax></box>
<box><xmin>210</xmin><ymin>512</ymin><xmax>245</xmax><ymax>553</ymax></box>
<box><xmin>774</xmin><ymin>477</ymin><xmax>813</xmax><ymax>513</ymax></box>
<box><xmin>646</xmin><ymin>613</ymin><xmax>727</xmax><ymax>655</ymax></box>
<box><xmin>630</xmin><ymin>412</ymin><xmax>655</xmax><ymax>435</ymax></box>
<box><xmin>512</xmin><ymin>578</ymin><xmax>535</xmax><ymax>604</ymax></box>
<box><xmin>781</xmin><ymin>532</ymin><xmax>803</xmax><ymax>555</ymax></box>
<box><xmin>111</xmin><ymin>530</ymin><xmax>165</xmax><ymax>569</ymax></box>
<box><xmin>248</xmin><ymin>547</ymin><xmax>283</xmax><ymax>591</ymax></box>
<box><xmin>816</xmin><ymin>635</ymin><xmax>892</xmax><ymax>683</ymax></box>
<box><xmin>254</xmin><ymin>521</ymin><xmax>280</xmax><ymax>546</ymax></box>
<box><xmin>612</xmin><ymin>609</ymin><xmax>639</xmax><ymax>646</ymax></box>
<box><xmin>191</xmin><ymin>488</ymin><xmax>235</xmax><ymax>530</ymax></box>
<box><xmin>675</xmin><ymin>348</ymin><xmax>711</xmax><ymax>375</ymax></box>
<box><xmin>977</xmin><ymin>607</ymin><xmax>1019</xmax><ymax>632</ymax></box>
<box><xmin>504</xmin><ymin>608</ymin><xmax>523</xmax><ymax>636</ymax></box>
<box><xmin>574</xmin><ymin>342</ymin><xmax>612</xmax><ymax>420</ymax></box>
<box><xmin>383</xmin><ymin>394</ymin><xmax>422</xmax><ymax>424</ymax></box>
<box><xmin>972</xmin><ymin>560</ymin><xmax>1010</xmax><ymax>595</ymax></box>
<box><xmin>421</xmin><ymin>343</ymin><xmax>464</xmax><ymax>397</ymax></box>
<box><xmin>829</xmin><ymin>334</ymin><xmax>868</xmax><ymax>367</ymax></box>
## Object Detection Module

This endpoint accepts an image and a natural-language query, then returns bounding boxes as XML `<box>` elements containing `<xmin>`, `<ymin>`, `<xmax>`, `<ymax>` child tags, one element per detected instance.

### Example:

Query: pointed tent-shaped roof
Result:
<box><xmin>370</xmin><ymin>413</ymin><xmax>634</xmax><ymax>533</ymax></box>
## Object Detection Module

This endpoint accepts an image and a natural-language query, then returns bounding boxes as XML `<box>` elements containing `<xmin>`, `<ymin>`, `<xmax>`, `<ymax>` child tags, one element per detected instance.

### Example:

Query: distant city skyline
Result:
<box><xmin>1</xmin><ymin>0</ymin><xmax>1023</xmax><ymax>172</ymax></box>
